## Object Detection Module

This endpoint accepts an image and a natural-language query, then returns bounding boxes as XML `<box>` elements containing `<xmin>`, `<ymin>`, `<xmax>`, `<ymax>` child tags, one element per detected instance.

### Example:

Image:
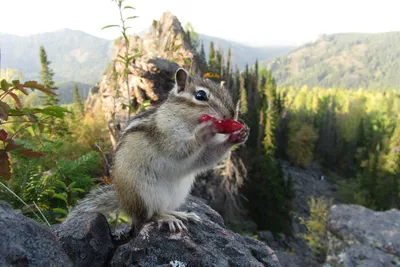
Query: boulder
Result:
<box><xmin>0</xmin><ymin>202</ymin><xmax>72</xmax><ymax>267</ymax></box>
<box><xmin>326</xmin><ymin>204</ymin><xmax>400</xmax><ymax>266</ymax></box>
<box><xmin>52</xmin><ymin>212</ymin><xmax>116</xmax><ymax>267</ymax></box>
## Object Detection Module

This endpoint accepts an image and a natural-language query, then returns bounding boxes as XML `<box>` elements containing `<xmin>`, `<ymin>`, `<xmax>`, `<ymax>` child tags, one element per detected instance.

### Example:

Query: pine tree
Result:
<box><xmin>73</xmin><ymin>83</ymin><xmax>84</xmax><ymax>115</ymax></box>
<box><xmin>208</xmin><ymin>41</ymin><xmax>216</xmax><ymax>73</ymax></box>
<box><xmin>263</xmin><ymin>71</ymin><xmax>278</xmax><ymax>157</ymax></box>
<box><xmin>385</xmin><ymin>116</ymin><xmax>400</xmax><ymax>174</ymax></box>
<box><xmin>199</xmin><ymin>41</ymin><xmax>208</xmax><ymax>73</ymax></box>
<box><xmin>225</xmin><ymin>48</ymin><xmax>232</xmax><ymax>88</ymax></box>
<box><xmin>239</xmin><ymin>75</ymin><xmax>248</xmax><ymax>115</ymax></box>
<box><xmin>39</xmin><ymin>45</ymin><xmax>58</xmax><ymax>106</ymax></box>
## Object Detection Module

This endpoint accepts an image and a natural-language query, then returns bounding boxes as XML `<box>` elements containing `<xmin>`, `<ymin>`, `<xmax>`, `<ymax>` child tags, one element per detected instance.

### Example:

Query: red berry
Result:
<box><xmin>199</xmin><ymin>114</ymin><xmax>245</xmax><ymax>134</ymax></box>
<box><xmin>217</xmin><ymin>120</ymin><xmax>244</xmax><ymax>133</ymax></box>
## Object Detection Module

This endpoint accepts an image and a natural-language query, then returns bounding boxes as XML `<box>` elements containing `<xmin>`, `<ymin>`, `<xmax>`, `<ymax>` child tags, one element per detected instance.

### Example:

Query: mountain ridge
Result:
<box><xmin>264</xmin><ymin>31</ymin><xmax>400</xmax><ymax>90</ymax></box>
<box><xmin>0</xmin><ymin>28</ymin><xmax>293</xmax><ymax>85</ymax></box>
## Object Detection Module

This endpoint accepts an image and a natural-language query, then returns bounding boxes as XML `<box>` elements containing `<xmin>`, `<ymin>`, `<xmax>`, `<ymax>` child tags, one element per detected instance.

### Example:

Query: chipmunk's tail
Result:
<box><xmin>66</xmin><ymin>184</ymin><xmax>120</xmax><ymax>220</ymax></box>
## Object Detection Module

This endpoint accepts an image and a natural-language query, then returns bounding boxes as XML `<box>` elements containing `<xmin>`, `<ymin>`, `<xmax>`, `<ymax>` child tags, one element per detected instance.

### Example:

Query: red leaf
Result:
<box><xmin>23</xmin><ymin>81</ymin><xmax>55</xmax><ymax>96</ymax></box>
<box><xmin>5</xmin><ymin>139</ymin><xmax>24</xmax><ymax>151</ymax></box>
<box><xmin>0</xmin><ymin>101</ymin><xmax>11</xmax><ymax>120</ymax></box>
<box><xmin>0</xmin><ymin>129</ymin><xmax>8</xmax><ymax>141</ymax></box>
<box><xmin>0</xmin><ymin>150</ymin><xmax>12</xmax><ymax>180</ymax></box>
<box><xmin>17</xmin><ymin>149</ymin><xmax>45</xmax><ymax>158</ymax></box>
<box><xmin>8</xmin><ymin>92</ymin><xmax>22</xmax><ymax>110</ymax></box>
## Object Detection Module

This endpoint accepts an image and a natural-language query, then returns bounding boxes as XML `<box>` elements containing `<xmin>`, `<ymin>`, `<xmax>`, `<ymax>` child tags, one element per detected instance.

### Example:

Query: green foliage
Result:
<box><xmin>287</xmin><ymin>121</ymin><xmax>318</xmax><ymax>167</ymax></box>
<box><xmin>299</xmin><ymin>196</ymin><xmax>333</xmax><ymax>256</ymax></box>
<box><xmin>240</xmin><ymin>65</ymin><xmax>295</xmax><ymax>235</ymax></box>
<box><xmin>278</xmin><ymin>86</ymin><xmax>400</xmax><ymax>210</ymax></box>
<box><xmin>0</xmin><ymin>72</ymin><xmax>111</xmax><ymax>225</ymax></box>
<box><xmin>265</xmin><ymin>32</ymin><xmax>400</xmax><ymax>90</ymax></box>
<box><xmin>245</xmin><ymin>157</ymin><xmax>293</xmax><ymax>234</ymax></box>
<box><xmin>184</xmin><ymin>22</ymin><xmax>200</xmax><ymax>50</ymax></box>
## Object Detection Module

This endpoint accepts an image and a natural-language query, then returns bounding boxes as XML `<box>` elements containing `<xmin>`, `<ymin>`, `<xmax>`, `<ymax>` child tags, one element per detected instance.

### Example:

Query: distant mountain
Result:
<box><xmin>0</xmin><ymin>29</ymin><xmax>113</xmax><ymax>84</ymax></box>
<box><xmin>264</xmin><ymin>32</ymin><xmax>400</xmax><ymax>89</ymax></box>
<box><xmin>0</xmin><ymin>29</ymin><xmax>293</xmax><ymax>87</ymax></box>
<box><xmin>198</xmin><ymin>34</ymin><xmax>294</xmax><ymax>69</ymax></box>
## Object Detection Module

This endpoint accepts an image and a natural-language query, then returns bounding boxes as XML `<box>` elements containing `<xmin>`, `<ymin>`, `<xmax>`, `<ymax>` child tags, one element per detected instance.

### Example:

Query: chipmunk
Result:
<box><xmin>67</xmin><ymin>68</ymin><xmax>249</xmax><ymax>234</ymax></box>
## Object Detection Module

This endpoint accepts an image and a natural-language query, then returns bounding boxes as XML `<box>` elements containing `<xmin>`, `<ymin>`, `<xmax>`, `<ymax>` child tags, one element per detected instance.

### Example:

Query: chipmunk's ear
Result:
<box><xmin>175</xmin><ymin>68</ymin><xmax>190</xmax><ymax>93</ymax></box>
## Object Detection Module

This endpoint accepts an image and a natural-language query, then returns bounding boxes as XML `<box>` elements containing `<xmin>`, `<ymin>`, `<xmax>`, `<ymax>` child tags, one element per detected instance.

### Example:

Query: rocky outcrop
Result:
<box><xmin>0</xmin><ymin>198</ymin><xmax>281</xmax><ymax>266</ymax></box>
<box><xmin>85</xmin><ymin>12</ymin><xmax>203</xmax><ymax>126</ymax></box>
<box><xmin>257</xmin><ymin>231</ymin><xmax>319</xmax><ymax>267</ymax></box>
<box><xmin>110</xmin><ymin>197</ymin><xmax>281</xmax><ymax>267</ymax></box>
<box><xmin>326</xmin><ymin>204</ymin><xmax>400</xmax><ymax>266</ymax></box>
<box><xmin>0</xmin><ymin>202</ymin><xmax>72</xmax><ymax>266</ymax></box>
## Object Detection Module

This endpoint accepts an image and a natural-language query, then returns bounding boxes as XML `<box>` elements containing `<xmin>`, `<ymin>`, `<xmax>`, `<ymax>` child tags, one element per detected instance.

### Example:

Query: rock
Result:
<box><xmin>110</xmin><ymin>196</ymin><xmax>281</xmax><ymax>267</ymax></box>
<box><xmin>85</xmin><ymin>12</ymin><xmax>203</xmax><ymax>127</ymax></box>
<box><xmin>326</xmin><ymin>204</ymin><xmax>400</xmax><ymax>266</ymax></box>
<box><xmin>52</xmin><ymin>213</ymin><xmax>116</xmax><ymax>267</ymax></box>
<box><xmin>0</xmin><ymin>201</ymin><xmax>72</xmax><ymax>267</ymax></box>
<box><xmin>258</xmin><ymin>231</ymin><xmax>319</xmax><ymax>267</ymax></box>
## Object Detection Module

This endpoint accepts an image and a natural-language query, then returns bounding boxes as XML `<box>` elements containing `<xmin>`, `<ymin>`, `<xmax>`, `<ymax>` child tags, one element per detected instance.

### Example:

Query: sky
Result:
<box><xmin>1</xmin><ymin>0</ymin><xmax>400</xmax><ymax>47</ymax></box>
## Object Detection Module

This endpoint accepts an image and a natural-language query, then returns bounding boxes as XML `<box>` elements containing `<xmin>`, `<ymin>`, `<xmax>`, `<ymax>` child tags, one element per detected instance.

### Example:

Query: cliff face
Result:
<box><xmin>85</xmin><ymin>12</ymin><xmax>202</xmax><ymax>124</ymax></box>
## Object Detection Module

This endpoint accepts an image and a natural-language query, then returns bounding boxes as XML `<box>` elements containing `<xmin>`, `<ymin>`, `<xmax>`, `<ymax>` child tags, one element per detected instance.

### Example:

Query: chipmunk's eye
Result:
<box><xmin>195</xmin><ymin>90</ymin><xmax>208</xmax><ymax>101</ymax></box>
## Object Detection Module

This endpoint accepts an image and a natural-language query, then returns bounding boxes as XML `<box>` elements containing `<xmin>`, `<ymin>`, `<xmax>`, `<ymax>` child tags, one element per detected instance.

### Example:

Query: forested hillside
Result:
<box><xmin>275</xmin><ymin>86</ymin><xmax>400</xmax><ymax>210</ymax></box>
<box><xmin>265</xmin><ymin>32</ymin><xmax>400</xmax><ymax>90</ymax></box>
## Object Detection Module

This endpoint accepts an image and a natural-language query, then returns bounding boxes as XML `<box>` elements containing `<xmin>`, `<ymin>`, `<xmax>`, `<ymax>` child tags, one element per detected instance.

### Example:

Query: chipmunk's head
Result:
<box><xmin>167</xmin><ymin>68</ymin><xmax>236</xmax><ymax>122</ymax></box>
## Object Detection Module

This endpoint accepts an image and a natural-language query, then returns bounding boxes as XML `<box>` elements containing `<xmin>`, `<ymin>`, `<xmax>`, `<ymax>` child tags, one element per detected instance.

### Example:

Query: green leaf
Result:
<box><xmin>68</xmin><ymin>181</ymin><xmax>77</xmax><ymax>189</ymax></box>
<box><xmin>101</xmin><ymin>24</ymin><xmax>120</xmax><ymax>30</ymax></box>
<box><xmin>55</xmin><ymin>180</ymin><xmax>67</xmax><ymax>189</ymax></box>
<box><xmin>117</xmin><ymin>54</ymin><xmax>126</xmax><ymax>61</ymax></box>
<box><xmin>53</xmin><ymin>193</ymin><xmax>67</xmax><ymax>203</ymax></box>
<box><xmin>53</xmin><ymin>208</ymin><xmax>68</xmax><ymax>215</ymax></box>
<box><xmin>123</xmin><ymin>5</ymin><xmax>135</xmax><ymax>9</ymax></box>
<box><xmin>11</xmin><ymin>80</ymin><xmax>20</xmax><ymax>87</ymax></box>
<box><xmin>126</xmin><ymin>16</ymin><xmax>138</xmax><ymax>20</ymax></box>
<box><xmin>0</xmin><ymin>79</ymin><xmax>10</xmax><ymax>91</ymax></box>
<box><xmin>71</xmin><ymin>188</ymin><xmax>85</xmax><ymax>193</ymax></box>
<box><xmin>26</xmin><ymin>126</ymin><xmax>35</xmax><ymax>137</ymax></box>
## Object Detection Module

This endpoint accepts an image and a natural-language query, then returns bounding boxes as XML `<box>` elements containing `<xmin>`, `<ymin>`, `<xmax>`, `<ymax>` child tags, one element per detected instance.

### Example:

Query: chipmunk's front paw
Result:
<box><xmin>228</xmin><ymin>125</ymin><xmax>249</xmax><ymax>144</ymax></box>
<box><xmin>194</xmin><ymin>121</ymin><xmax>218</xmax><ymax>142</ymax></box>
